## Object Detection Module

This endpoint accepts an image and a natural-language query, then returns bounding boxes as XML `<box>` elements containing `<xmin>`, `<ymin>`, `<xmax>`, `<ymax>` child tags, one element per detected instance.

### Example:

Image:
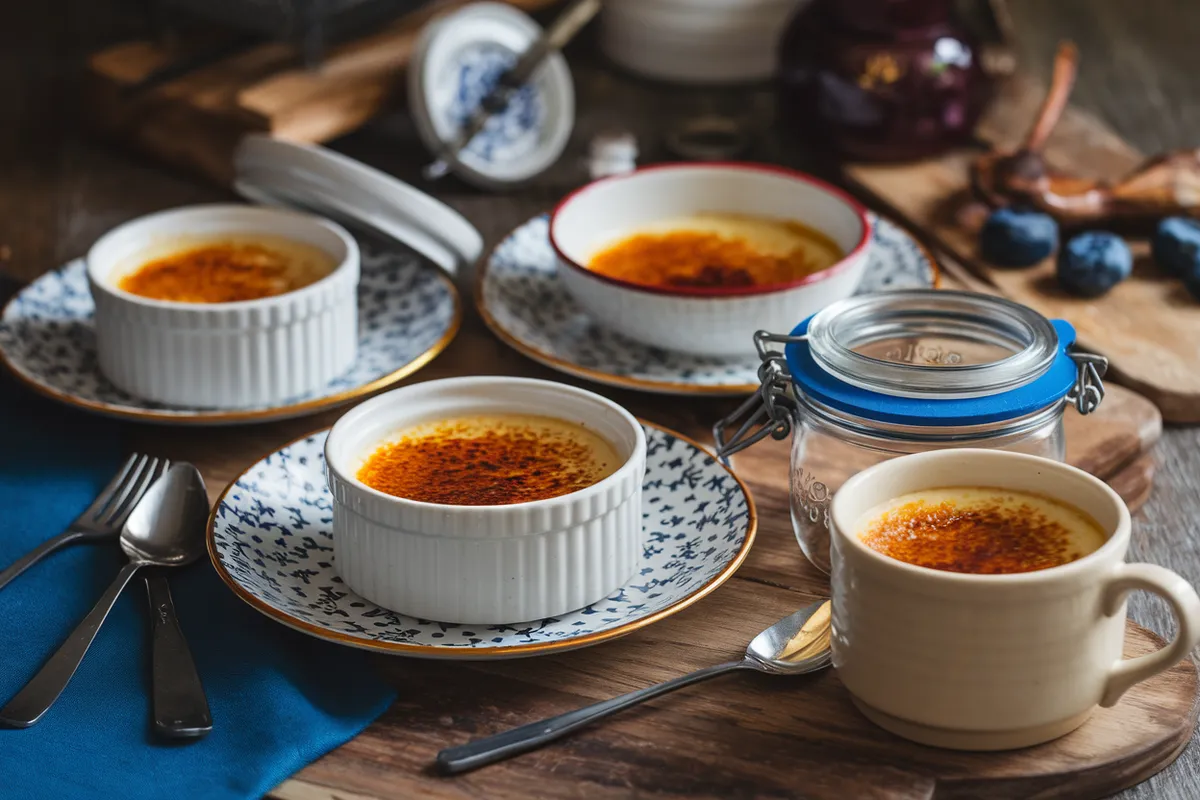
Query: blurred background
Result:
<box><xmin>3</xmin><ymin>0</ymin><xmax>1199</xmax><ymax>287</ymax></box>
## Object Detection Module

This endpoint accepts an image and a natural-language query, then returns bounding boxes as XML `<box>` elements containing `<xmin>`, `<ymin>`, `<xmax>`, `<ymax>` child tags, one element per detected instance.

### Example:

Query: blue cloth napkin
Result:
<box><xmin>0</xmin><ymin>379</ymin><xmax>397</xmax><ymax>800</ymax></box>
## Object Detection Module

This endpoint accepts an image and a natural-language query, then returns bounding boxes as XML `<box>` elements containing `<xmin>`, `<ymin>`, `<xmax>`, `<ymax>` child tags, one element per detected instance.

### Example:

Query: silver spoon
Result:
<box><xmin>145</xmin><ymin>466</ymin><xmax>213</xmax><ymax>739</ymax></box>
<box><xmin>436</xmin><ymin>599</ymin><xmax>833</xmax><ymax>775</ymax></box>
<box><xmin>0</xmin><ymin>464</ymin><xmax>210</xmax><ymax>728</ymax></box>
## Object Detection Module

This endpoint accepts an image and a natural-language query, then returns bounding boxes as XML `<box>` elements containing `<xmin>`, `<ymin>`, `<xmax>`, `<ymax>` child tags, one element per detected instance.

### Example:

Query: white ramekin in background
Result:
<box><xmin>87</xmin><ymin>204</ymin><xmax>359</xmax><ymax>409</ymax></box>
<box><xmin>550</xmin><ymin>163</ymin><xmax>871</xmax><ymax>359</ymax></box>
<box><xmin>324</xmin><ymin>376</ymin><xmax>647</xmax><ymax>624</ymax></box>
<box><xmin>600</xmin><ymin>0</ymin><xmax>805</xmax><ymax>84</ymax></box>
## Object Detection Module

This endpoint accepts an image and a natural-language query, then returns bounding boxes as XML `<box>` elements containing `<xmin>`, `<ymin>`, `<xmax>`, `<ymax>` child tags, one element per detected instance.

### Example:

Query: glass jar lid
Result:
<box><xmin>804</xmin><ymin>290</ymin><xmax>1059</xmax><ymax>399</ymax></box>
<box><xmin>713</xmin><ymin>290</ymin><xmax>1108</xmax><ymax>458</ymax></box>
<box><xmin>783</xmin><ymin>291</ymin><xmax>1086</xmax><ymax>427</ymax></box>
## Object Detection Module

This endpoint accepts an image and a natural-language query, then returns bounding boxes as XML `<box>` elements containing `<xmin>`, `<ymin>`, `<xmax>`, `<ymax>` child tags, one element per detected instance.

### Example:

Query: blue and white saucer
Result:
<box><xmin>207</xmin><ymin>422</ymin><xmax>756</xmax><ymax>659</ymax></box>
<box><xmin>477</xmin><ymin>213</ymin><xmax>939</xmax><ymax>395</ymax></box>
<box><xmin>0</xmin><ymin>244</ymin><xmax>461</xmax><ymax>425</ymax></box>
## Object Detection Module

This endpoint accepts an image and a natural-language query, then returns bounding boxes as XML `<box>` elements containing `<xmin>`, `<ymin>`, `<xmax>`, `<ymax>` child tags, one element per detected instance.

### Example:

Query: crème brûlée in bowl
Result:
<box><xmin>86</xmin><ymin>204</ymin><xmax>359</xmax><ymax>409</ymax></box>
<box><xmin>550</xmin><ymin>163</ymin><xmax>870</xmax><ymax>358</ymax></box>
<box><xmin>324</xmin><ymin>376</ymin><xmax>647</xmax><ymax>625</ymax></box>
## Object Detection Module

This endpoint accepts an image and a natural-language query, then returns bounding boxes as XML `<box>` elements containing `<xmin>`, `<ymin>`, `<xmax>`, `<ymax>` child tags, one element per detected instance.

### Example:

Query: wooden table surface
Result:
<box><xmin>3</xmin><ymin>0</ymin><xmax>1200</xmax><ymax>797</ymax></box>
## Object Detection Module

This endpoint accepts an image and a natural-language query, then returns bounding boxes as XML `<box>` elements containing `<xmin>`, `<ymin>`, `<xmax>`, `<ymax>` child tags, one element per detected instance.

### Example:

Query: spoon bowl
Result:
<box><xmin>747</xmin><ymin>600</ymin><xmax>833</xmax><ymax>672</ymax></box>
<box><xmin>120</xmin><ymin>464</ymin><xmax>211</xmax><ymax>567</ymax></box>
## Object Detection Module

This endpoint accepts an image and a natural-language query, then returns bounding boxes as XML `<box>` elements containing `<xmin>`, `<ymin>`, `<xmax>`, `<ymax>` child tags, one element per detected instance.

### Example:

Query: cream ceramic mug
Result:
<box><xmin>830</xmin><ymin>448</ymin><xmax>1200</xmax><ymax>751</ymax></box>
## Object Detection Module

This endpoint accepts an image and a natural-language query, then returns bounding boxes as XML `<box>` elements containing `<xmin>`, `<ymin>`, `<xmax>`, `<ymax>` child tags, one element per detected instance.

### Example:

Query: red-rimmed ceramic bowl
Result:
<box><xmin>550</xmin><ymin>163</ymin><xmax>871</xmax><ymax>358</ymax></box>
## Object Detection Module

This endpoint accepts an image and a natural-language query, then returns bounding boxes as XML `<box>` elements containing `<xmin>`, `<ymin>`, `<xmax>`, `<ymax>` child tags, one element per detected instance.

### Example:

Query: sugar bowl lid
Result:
<box><xmin>783</xmin><ymin>290</ymin><xmax>1098</xmax><ymax>426</ymax></box>
<box><xmin>232</xmin><ymin>135</ymin><xmax>483</xmax><ymax>276</ymax></box>
<box><xmin>407</xmin><ymin>2</ymin><xmax>575</xmax><ymax>190</ymax></box>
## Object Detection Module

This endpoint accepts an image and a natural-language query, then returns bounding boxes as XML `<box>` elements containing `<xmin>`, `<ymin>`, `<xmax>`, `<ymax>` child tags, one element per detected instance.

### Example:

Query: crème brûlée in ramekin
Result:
<box><xmin>86</xmin><ymin>204</ymin><xmax>360</xmax><ymax>409</ymax></box>
<box><xmin>116</xmin><ymin>235</ymin><xmax>336</xmax><ymax>305</ymax></box>
<box><xmin>355</xmin><ymin>413</ymin><xmax>622</xmax><ymax>506</ymax></box>
<box><xmin>324</xmin><ymin>376</ymin><xmax>647</xmax><ymax>625</ymax></box>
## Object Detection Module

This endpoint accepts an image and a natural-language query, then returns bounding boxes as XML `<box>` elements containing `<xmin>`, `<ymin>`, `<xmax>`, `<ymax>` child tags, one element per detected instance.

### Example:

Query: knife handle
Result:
<box><xmin>146</xmin><ymin>575</ymin><xmax>212</xmax><ymax>739</ymax></box>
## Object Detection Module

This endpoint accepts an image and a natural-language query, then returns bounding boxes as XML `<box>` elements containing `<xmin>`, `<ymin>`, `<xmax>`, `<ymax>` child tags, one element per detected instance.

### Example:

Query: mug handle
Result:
<box><xmin>1100</xmin><ymin>563</ymin><xmax>1200</xmax><ymax>707</ymax></box>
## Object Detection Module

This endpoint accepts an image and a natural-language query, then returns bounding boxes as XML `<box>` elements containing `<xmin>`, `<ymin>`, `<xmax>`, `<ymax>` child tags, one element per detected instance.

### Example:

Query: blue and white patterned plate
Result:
<box><xmin>0</xmin><ymin>245</ymin><xmax>461</xmax><ymax>425</ymax></box>
<box><xmin>208</xmin><ymin>422</ymin><xmax>756</xmax><ymax>659</ymax></box>
<box><xmin>478</xmin><ymin>213</ymin><xmax>939</xmax><ymax>395</ymax></box>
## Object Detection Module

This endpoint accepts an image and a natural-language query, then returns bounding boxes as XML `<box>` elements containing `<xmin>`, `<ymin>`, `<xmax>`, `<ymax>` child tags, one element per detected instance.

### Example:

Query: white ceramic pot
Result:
<box><xmin>87</xmin><ymin>204</ymin><xmax>359</xmax><ymax>409</ymax></box>
<box><xmin>550</xmin><ymin>163</ymin><xmax>870</xmax><ymax>358</ymax></box>
<box><xmin>830</xmin><ymin>448</ymin><xmax>1200</xmax><ymax>750</ymax></box>
<box><xmin>600</xmin><ymin>0</ymin><xmax>806</xmax><ymax>84</ymax></box>
<box><xmin>324</xmin><ymin>376</ymin><xmax>647</xmax><ymax>624</ymax></box>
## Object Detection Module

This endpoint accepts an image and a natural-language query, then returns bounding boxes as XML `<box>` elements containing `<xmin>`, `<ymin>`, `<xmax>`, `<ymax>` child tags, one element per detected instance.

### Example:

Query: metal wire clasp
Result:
<box><xmin>1066</xmin><ymin>350</ymin><xmax>1108</xmax><ymax>415</ymax></box>
<box><xmin>712</xmin><ymin>331</ymin><xmax>807</xmax><ymax>462</ymax></box>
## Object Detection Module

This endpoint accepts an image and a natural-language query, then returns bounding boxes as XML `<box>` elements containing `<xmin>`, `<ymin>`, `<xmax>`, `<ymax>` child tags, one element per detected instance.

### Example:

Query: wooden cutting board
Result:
<box><xmin>846</xmin><ymin>73</ymin><xmax>1200</xmax><ymax>423</ymax></box>
<box><xmin>265</xmin><ymin>406</ymin><xmax>1191</xmax><ymax>800</ymax></box>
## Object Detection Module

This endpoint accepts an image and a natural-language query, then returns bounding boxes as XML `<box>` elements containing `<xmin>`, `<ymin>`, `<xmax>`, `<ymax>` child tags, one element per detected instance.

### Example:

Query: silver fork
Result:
<box><xmin>0</xmin><ymin>454</ymin><xmax>167</xmax><ymax>590</ymax></box>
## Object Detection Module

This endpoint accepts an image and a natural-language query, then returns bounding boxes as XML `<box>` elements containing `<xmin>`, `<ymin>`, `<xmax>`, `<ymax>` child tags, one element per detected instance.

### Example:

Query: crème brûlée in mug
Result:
<box><xmin>855</xmin><ymin>486</ymin><xmax>1107</xmax><ymax>575</ymax></box>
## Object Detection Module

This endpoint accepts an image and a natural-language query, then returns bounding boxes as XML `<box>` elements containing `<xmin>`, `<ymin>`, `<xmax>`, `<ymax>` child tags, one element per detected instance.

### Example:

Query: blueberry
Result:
<box><xmin>1152</xmin><ymin>216</ymin><xmax>1200</xmax><ymax>277</ymax></box>
<box><xmin>980</xmin><ymin>207</ymin><xmax>1059</xmax><ymax>268</ymax></box>
<box><xmin>1056</xmin><ymin>232</ymin><xmax>1132</xmax><ymax>297</ymax></box>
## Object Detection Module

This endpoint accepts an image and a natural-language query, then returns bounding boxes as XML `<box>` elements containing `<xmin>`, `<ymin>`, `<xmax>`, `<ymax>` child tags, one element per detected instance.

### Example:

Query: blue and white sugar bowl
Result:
<box><xmin>408</xmin><ymin>2</ymin><xmax>575</xmax><ymax>191</ymax></box>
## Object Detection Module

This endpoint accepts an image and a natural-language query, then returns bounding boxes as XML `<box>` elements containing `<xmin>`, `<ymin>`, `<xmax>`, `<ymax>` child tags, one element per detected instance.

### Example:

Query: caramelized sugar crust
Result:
<box><xmin>858</xmin><ymin>490</ymin><xmax>1105</xmax><ymax>575</ymax></box>
<box><xmin>357</xmin><ymin>415</ymin><xmax>621</xmax><ymax>506</ymax></box>
<box><xmin>119</xmin><ymin>240</ymin><xmax>332</xmax><ymax>303</ymax></box>
<box><xmin>586</xmin><ymin>214</ymin><xmax>842</xmax><ymax>290</ymax></box>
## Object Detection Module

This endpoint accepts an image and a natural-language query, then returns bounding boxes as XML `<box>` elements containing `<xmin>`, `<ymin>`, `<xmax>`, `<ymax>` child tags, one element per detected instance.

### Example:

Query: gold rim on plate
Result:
<box><xmin>474</xmin><ymin>213</ymin><xmax>941</xmax><ymax>396</ymax></box>
<box><xmin>0</xmin><ymin>267</ymin><xmax>463</xmax><ymax>426</ymax></box>
<box><xmin>205</xmin><ymin>419</ymin><xmax>759</xmax><ymax>659</ymax></box>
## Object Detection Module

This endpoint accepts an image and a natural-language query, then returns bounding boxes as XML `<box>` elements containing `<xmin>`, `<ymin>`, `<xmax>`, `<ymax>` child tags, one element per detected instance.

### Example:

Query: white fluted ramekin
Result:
<box><xmin>551</xmin><ymin>163</ymin><xmax>871</xmax><ymax>358</ymax></box>
<box><xmin>324</xmin><ymin>376</ymin><xmax>647</xmax><ymax>624</ymax></box>
<box><xmin>86</xmin><ymin>204</ymin><xmax>359</xmax><ymax>409</ymax></box>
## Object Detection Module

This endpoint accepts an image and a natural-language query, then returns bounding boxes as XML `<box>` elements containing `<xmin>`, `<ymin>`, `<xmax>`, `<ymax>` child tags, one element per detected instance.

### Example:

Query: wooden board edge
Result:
<box><xmin>933</xmin><ymin>644</ymin><xmax>1199</xmax><ymax>800</ymax></box>
<box><xmin>1102</xmin><ymin>365</ymin><xmax>1200</xmax><ymax>426</ymax></box>
<box><xmin>270</xmin><ymin>778</ymin><xmax>379</xmax><ymax>800</ymax></box>
<box><xmin>1109</xmin><ymin>452</ymin><xmax>1156</xmax><ymax>514</ymax></box>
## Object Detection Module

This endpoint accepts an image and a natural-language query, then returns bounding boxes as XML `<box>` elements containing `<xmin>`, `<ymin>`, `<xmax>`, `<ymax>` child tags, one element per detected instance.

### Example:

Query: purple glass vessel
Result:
<box><xmin>778</xmin><ymin>0</ymin><xmax>992</xmax><ymax>161</ymax></box>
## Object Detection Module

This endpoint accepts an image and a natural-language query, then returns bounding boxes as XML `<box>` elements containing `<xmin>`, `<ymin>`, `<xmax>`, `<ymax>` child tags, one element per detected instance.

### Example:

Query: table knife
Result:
<box><xmin>147</xmin><ymin>573</ymin><xmax>212</xmax><ymax>739</ymax></box>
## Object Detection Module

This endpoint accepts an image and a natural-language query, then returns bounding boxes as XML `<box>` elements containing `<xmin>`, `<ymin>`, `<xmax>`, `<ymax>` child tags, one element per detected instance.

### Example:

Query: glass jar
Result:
<box><xmin>714</xmin><ymin>290</ymin><xmax>1107</xmax><ymax>573</ymax></box>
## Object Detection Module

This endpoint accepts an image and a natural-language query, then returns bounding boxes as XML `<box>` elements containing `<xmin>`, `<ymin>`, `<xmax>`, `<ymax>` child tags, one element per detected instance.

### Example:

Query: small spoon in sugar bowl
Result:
<box><xmin>436</xmin><ymin>599</ymin><xmax>833</xmax><ymax>774</ymax></box>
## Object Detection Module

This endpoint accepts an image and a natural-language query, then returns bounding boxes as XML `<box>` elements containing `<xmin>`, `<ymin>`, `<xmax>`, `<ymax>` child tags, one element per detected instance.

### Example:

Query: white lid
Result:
<box><xmin>408</xmin><ymin>2</ymin><xmax>575</xmax><ymax>190</ymax></box>
<box><xmin>232</xmin><ymin>135</ymin><xmax>483</xmax><ymax>276</ymax></box>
